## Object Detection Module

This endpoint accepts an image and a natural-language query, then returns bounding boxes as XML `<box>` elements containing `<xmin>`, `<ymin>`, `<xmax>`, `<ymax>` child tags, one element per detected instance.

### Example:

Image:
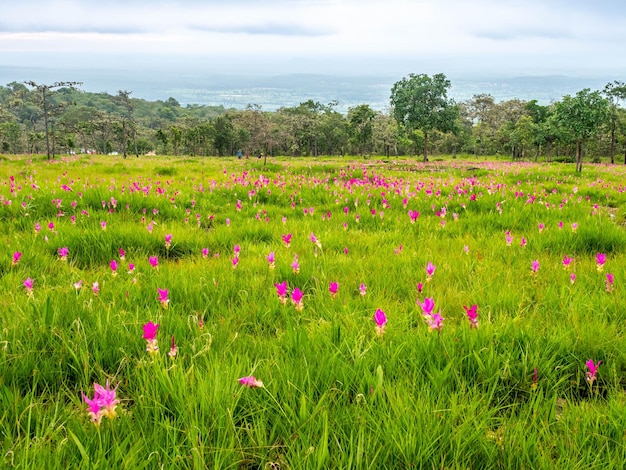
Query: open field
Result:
<box><xmin>1</xmin><ymin>154</ymin><xmax>626</xmax><ymax>469</ymax></box>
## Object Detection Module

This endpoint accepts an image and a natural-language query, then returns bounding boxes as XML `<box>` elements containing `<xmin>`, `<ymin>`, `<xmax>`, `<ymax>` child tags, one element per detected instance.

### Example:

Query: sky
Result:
<box><xmin>1</xmin><ymin>0</ymin><xmax>625</xmax><ymax>79</ymax></box>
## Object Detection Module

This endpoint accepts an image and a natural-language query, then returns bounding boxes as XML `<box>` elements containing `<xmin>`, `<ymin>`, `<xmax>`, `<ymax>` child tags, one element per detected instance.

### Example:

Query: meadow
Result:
<box><xmin>1</xmin><ymin>154</ymin><xmax>626</xmax><ymax>469</ymax></box>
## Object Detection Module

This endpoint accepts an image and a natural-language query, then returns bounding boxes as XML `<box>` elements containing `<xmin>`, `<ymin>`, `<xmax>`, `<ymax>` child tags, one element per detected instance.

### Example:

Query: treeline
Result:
<box><xmin>0</xmin><ymin>76</ymin><xmax>625</xmax><ymax>164</ymax></box>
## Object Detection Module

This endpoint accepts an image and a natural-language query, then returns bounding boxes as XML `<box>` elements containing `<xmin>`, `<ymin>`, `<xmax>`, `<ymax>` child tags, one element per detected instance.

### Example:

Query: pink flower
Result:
<box><xmin>110</xmin><ymin>260</ymin><xmax>118</xmax><ymax>276</ymax></box>
<box><xmin>168</xmin><ymin>335</ymin><xmax>178</xmax><ymax>358</ymax></box>
<box><xmin>505</xmin><ymin>232</ymin><xmax>513</xmax><ymax>246</ymax></box>
<box><xmin>282</xmin><ymin>233</ymin><xmax>292</xmax><ymax>248</ymax></box>
<box><xmin>47</xmin><ymin>221</ymin><xmax>55</xmax><ymax>231</ymax></box>
<box><xmin>291</xmin><ymin>254</ymin><xmax>300</xmax><ymax>274</ymax></box>
<box><xmin>571</xmin><ymin>222</ymin><xmax>578</xmax><ymax>233</ymax></box>
<box><xmin>427</xmin><ymin>312</ymin><xmax>445</xmax><ymax>331</ymax></box>
<box><xmin>266</xmin><ymin>251</ymin><xmax>275</xmax><ymax>269</ymax></box>
<box><xmin>92</xmin><ymin>281</ymin><xmax>99</xmax><ymax>295</ymax></box>
<box><xmin>291</xmin><ymin>287</ymin><xmax>304</xmax><ymax>311</ymax></box>
<box><xmin>118</xmin><ymin>248</ymin><xmax>126</xmax><ymax>260</ymax></box>
<box><xmin>310</xmin><ymin>232</ymin><xmax>321</xmax><ymax>248</ymax></box>
<box><xmin>100</xmin><ymin>220</ymin><xmax>107</xmax><ymax>231</ymax></box>
<box><xmin>149</xmin><ymin>256</ymin><xmax>158</xmax><ymax>269</ymax></box>
<box><xmin>558</xmin><ymin>221</ymin><xmax>564</xmax><ymax>229</ymax></box>
<box><xmin>83</xmin><ymin>380</ymin><xmax>120</xmax><ymax>424</ymax></box>
<box><xmin>202</xmin><ymin>248</ymin><xmax>209</xmax><ymax>259</ymax></box>
<box><xmin>425</xmin><ymin>261</ymin><xmax>436</xmax><ymax>279</ymax></box>
<box><xmin>329</xmin><ymin>282</ymin><xmax>339</xmax><ymax>298</ymax></box>
<box><xmin>419</xmin><ymin>297</ymin><xmax>435</xmax><ymax>317</ymax></box>
<box><xmin>520</xmin><ymin>237</ymin><xmax>527</xmax><ymax>247</ymax></box>
<box><xmin>606</xmin><ymin>273</ymin><xmax>614</xmax><ymax>293</ymax></box>
<box><xmin>236</xmin><ymin>200</ymin><xmax>242</xmax><ymax>211</ymax></box>
<box><xmin>408</xmin><ymin>210</ymin><xmax>420</xmax><ymax>223</ymax></box>
<box><xmin>570</xmin><ymin>273</ymin><xmax>576</xmax><ymax>284</ymax></box>
<box><xmin>164</xmin><ymin>234</ymin><xmax>172</xmax><ymax>249</ymax></box>
<box><xmin>238</xmin><ymin>376</ymin><xmax>264</xmax><ymax>388</ymax></box>
<box><xmin>585</xmin><ymin>359</ymin><xmax>601</xmax><ymax>384</ymax></box>
<box><xmin>225</xmin><ymin>218</ymin><xmax>231</xmax><ymax>227</ymax></box>
<box><xmin>596</xmin><ymin>253</ymin><xmax>606</xmax><ymax>272</ymax></box>
<box><xmin>73</xmin><ymin>280</ymin><xmax>83</xmax><ymax>291</ymax></box>
<box><xmin>464</xmin><ymin>304</ymin><xmax>478</xmax><ymax>328</ymax></box>
<box><xmin>416</xmin><ymin>282</ymin><xmax>424</xmax><ymax>294</ymax></box>
<box><xmin>373</xmin><ymin>308</ymin><xmax>387</xmax><ymax>335</ymax></box>
<box><xmin>58</xmin><ymin>246</ymin><xmax>69</xmax><ymax>261</ymax></box>
<box><xmin>12</xmin><ymin>251</ymin><xmax>22</xmax><ymax>266</ymax></box>
<box><xmin>157</xmin><ymin>288</ymin><xmax>169</xmax><ymax>308</ymax></box>
<box><xmin>275</xmin><ymin>281</ymin><xmax>288</xmax><ymax>304</ymax></box>
<box><xmin>234</xmin><ymin>244</ymin><xmax>241</xmax><ymax>256</ymax></box>
<box><xmin>562</xmin><ymin>255</ymin><xmax>573</xmax><ymax>270</ymax></box>
<box><xmin>537</xmin><ymin>223</ymin><xmax>545</xmax><ymax>233</ymax></box>
<box><xmin>531</xmin><ymin>259</ymin><xmax>540</xmax><ymax>274</ymax></box>
<box><xmin>359</xmin><ymin>283</ymin><xmax>367</xmax><ymax>297</ymax></box>
<box><xmin>127</xmin><ymin>263</ymin><xmax>135</xmax><ymax>274</ymax></box>
<box><xmin>231</xmin><ymin>256</ymin><xmax>239</xmax><ymax>269</ymax></box>
<box><xmin>143</xmin><ymin>321</ymin><xmax>159</xmax><ymax>354</ymax></box>
<box><xmin>23</xmin><ymin>277</ymin><xmax>34</xmax><ymax>296</ymax></box>
<box><xmin>463</xmin><ymin>245</ymin><xmax>469</xmax><ymax>254</ymax></box>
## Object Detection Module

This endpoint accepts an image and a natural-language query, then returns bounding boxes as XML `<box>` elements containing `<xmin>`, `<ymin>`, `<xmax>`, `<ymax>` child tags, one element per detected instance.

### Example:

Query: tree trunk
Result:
<box><xmin>423</xmin><ymin>132</ymin><xmax>429</xmax><ymax>162</ymax></box>
<box><xmin>609</xmin><ymin>121</ymin><xmax>616</xmax><ymax>164</ymax></box>
<box><xmin>576</xmin><ymin>140</ymin><xmax>583</xmax><ymax>172</ymax></box>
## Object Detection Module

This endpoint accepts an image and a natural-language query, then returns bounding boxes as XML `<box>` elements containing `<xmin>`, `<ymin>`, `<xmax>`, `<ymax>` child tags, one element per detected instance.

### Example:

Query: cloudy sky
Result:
<box><xmin>1</xmin><ymin>0</ymin><xmax>625</xmax><ymax>78</ymax></box>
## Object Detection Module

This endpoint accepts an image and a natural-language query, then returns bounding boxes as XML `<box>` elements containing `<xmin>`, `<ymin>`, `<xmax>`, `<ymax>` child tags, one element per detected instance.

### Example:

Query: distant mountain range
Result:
<box><xmin>0</xmin><ymin>66</ymin><xmax>613</xmax><ymax>113</ymax></box>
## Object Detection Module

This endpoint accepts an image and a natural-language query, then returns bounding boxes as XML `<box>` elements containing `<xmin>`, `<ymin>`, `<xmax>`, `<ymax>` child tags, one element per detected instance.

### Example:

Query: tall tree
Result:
<box><xmin>348</xmin><ymin>104</ymin><xmax>376</xmax><ymax>156</ymax></box>
<box><xmin>553</xmin><ymin>89</ymin><xmax>609</xmax><ymax>172</ymax></box>
<box><xmin>23</xmin><ymin>81</ymin><xmax>82</xmax><ymax>159</ymax></box>
<box><xmin>603</xmin><ymin>81</ymin><xmax>626</xmax><ymax>164</ymax></box>
<box><xmin>390</xmin><ymin>73</ymin><xmax>458</xmax><ymax>161</ymax></box>
<box><xmin>113</xmin><ymin>90</ymin><xmax>139</xmax><ymax>158</ymax></box>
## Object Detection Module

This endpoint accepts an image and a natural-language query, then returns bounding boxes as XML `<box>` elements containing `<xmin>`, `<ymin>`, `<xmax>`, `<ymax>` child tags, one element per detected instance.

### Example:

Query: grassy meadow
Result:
<box><xmin>1</xmin><ymin>154</ymin><xmax>626</xmax><ymax>469</ymax></box>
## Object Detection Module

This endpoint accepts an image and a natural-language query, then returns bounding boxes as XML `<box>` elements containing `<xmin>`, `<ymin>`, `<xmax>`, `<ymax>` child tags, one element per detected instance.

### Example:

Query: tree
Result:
<box><xmin>603</xmin><ymin>81</ymin><xmax>626</xmax><ymax>164</ymax></box>
<box><xmin>24</xmin><ymin>81</ymin><xmax>82</xmax><ymax>159</ymax></box>
<box><xmin>553</xmin><ymin>89</ymin><xmax>610</xmax><ymax>172</ymax></box>
<box><xmin>348</xmin><ymin>104</ymin><xmax>376</xmax><ymax>156</ymax></box>
<box><xmin>390</xmin><ymin>73</ymin><xmax>458</xmax><ymax>161</ymax></box>
<box><xmin>113</xmin><ymin>90</ymin><xmax>139</xmax><ymax>158</ymax></box>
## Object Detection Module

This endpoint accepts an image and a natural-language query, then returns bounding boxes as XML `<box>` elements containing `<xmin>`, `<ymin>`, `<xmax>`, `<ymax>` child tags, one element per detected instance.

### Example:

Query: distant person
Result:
<box><xmin>237</xmin><ymin>149</ymin><xmax>243</xmax><ymax>159</ymax></box>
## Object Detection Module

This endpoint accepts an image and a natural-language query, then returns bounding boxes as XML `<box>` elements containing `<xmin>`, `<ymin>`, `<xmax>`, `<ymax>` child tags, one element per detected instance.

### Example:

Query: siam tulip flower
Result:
<box><xmin>408</xmin><ymin>210</ymin><xmax>420</xmax><ymax>223</ymax></box>
<box><xmin>157</xmin><ymin>288</ymin><xmax>169</xmax><ymax>308</ymax></box>
<box><xmin>558</xmin><ymin>221</ymin><xmax>564</xmax><ymax>230</ymax></box>
<box><xmin>92</xmin><ymin>380</ymin><xmax>120</xmax><ymax>420</ymax></box>
<box><xmin>359</xmin><ymin>283</ymin><xmax>367</xmax><ymax>296</ymax></box>
<box><xmin>425</xmin><ymin>261</ymin><xmax>436</xmax><ymax>280</ymax></box>
<box><xmin>520</xmin><ymin>236</ymin><xmax>527</xmax><ymax>247</ymax></box>
<box><xmin>74</xmin><ymin>279</ymin><xmax>83</xmax><ymax>291</ymax></box>
<box><xmin>202</xmin><ymin>248</ymin><xmax>209</xmax><ymax>259</ymax></box>
<box><xmin>119</xmin><ymin>248</ymin><xmax>126</xmax><ymax>261</ymax></box>
<box><xmin>571</xmin><ymin>222</ymin><xmax>578</xmax><ymax>233</ymax></box>
<box><xmin>48</xmin><ymin>221</ymin><xmax>55</xmax><ymax>231</ymax></box>
<box><xmin>537</xmin><ymin>223</ymin><xmax>545</xmax><ymax>233</ymax></box>
<box><xmin>531</xmin><ymin>259</ymin><xmax>540</xmax><ymax>274</ymax></box>
<box><xmin>168</xmin><ymin>335</ymin><xmax>178</xmax><ymax>358</ymax></box>
<box><xmin>310</xmin><ymin>232</ymin><xmax>322</xmax><ymax>249</ymax></box>
<box><xmin>231</xmin><ymin>256</ymin><xmax>239</xmax><ymax>269</ymax></box>
<box><xmin>275</xmin><ymin>281</ymin><xmax>288</xmax><ymax>304</ymax></box>
<box><xmin>463</xmin><ymin>245</ymin><xmax>469</xmax><ymax>255</ymax></box>
<box><xmin>329</xmin><ymin>282</ymin><xmax>339</xmax><ymax>298</ymax></box>
<box><xmin>291</xmin><ymin>287</ymin><xmax>304</xmax><ymax>311</ymax></box>
<box><xmin>282</xmin><ymin>233</ymin><xmax>292</xmax><ymax>248</ymax></box>
<box><xmin>427</xmin><ymin>311</ymin><xmax>445</xmax><ymax>332</ymax></box>
<box><xmin>100</xmin><ymin>220</ymin><xmax>107</xmax><ymax>231</ymax></box>
<box><xmin>92</xmin><ymin>281</ymin><xmax>99</xmax><ymax>296</ymax></box>
<box><xmin>143</xmin><ymin>321</ymin><xmax>159</xmax><ymax>354</ymax></box>
<box><xmin>146</xmin><ymin>221</ymin><xmax>154</xmax><ymax>233</ymax></box>
<box><xmin>70</xmin><ymin>215</ymin><xmax>76</xmax><ymax>224</ymax></box>
<box><xmin>585</xmin><ymin>359</ymin><xmax>601</xmax><ymax>384</ymax></box>
<box><xmin>605</xmin><ymin>273</ymin><xmax>614</xmax><ymax>293</ymax></box>
<box><xmin>225</xmin><ymin>218</ymin><xmax>231</xmax><ymax>227</ymax></box>
<box><xmin>531</xmin><ymin>368</ymin><xmax>538</xmax><ymax>391</ymax></box>
<box><xmin>236</xmin><ymin>200</ymin><xmax>242</xmax><ymax>211</ymax></box>
<box><xmin>355</xmin><ymin>214</ymin><xmax>360</xmax><ymax>223</ymax></box>
<box><xmin>24</xmin><ymin>277</ymin><xmax>34</xmax><ymax>296</ymax></box>
<box><xmin>82</xmin><ymin>392</ymin><xmax>103</xmax><ymax>425</ymax></box>
<box><xmin>58</xmin><ymin>246</ymin><xmax>69</xmax><ymax>261</ymax></box>
<box><xmin>596</xmin><ymin>252</ymin><xmax>606</xmax><ymax>272</ymax></box>
<box><xmin>282</xmin><ymin>216</ymin><xmax>287</xmax><ymax>225</ymax></box>
<box><xmin>464</xmin><ymin>304</ymin><xmax>478</xmax><ymax>328</ymax></box>
<box><xmin>562</xmin><ymin>255</ymin><xmax>573</xmax><ymax>270</ymax></box>
<box><xmin>344</xmin><ymin>206</ymin><xmax>350</xmax><ymax>215</ymax></box>
<box><xmin>416</xmin><ymin>282</ymin><xmax>424</xmax><ymax>294</ymax></box>
<box><xmin>291</xmin><ymin>254</ymin><xmax>300</xmax><ymax>274</ymax></box>
<box><xmin>373</xmin><ymin>308</ymin><xmax>387</xmax><ymax>335</ymax></box>
<box><xmin>149</xmin><ymin>256</ymin><xmax>158</xmax><ymax>269</ymax></box>
<box><xmin>570</xmin><ymin>273</ymin><xmax>576</xmax><ymax>284</ymax></box>
<box><xmin>164</xmin><ymin>234</ymin><xmax>172</xmax><ymax>249</ymax></box>
<box><xmin>12</xmin><ymin>251</ymin><xmax>22</xmax><ymax>266</ymax></box>
<box><xmin>127</xmin><ymin>263</ymin><xmax>135</xmax><ymax>275</ymax></box>
<box><xmin>238</xmin><ymin>376</ymin><xmax>264</xmax><ymax>388</ymax></box>
<box><xmin>266</xmin><ymin>251</ymin><xmax>275</xmax><ymax>269</ymax></box>
<box><xmin>505</xmin><ymin>231</ymin><xmax>513</xmax><ymax>246</ymax></box>
<box><xmin>34</xmin><ymin>222</ymin><xmax>41</xmax><ymax>234</ymax></box>
<box><xmin>418</xmin><ymin>297</ymin><xmax>435</xmax><ymax>318</ymax></box>
<box><xmin>110</xmin><ymin>260</ymin><xmax>118</xmax><ymax>276</ymax></box>
<box><xmin>394</xmin><ymin>244</ymin><xmax>403</xmax><ymax>255</ymax></box>
<box><xmin>234</xmin><ymin>244</ymin><xmax>241</xmax><ymax>257</ymax></box>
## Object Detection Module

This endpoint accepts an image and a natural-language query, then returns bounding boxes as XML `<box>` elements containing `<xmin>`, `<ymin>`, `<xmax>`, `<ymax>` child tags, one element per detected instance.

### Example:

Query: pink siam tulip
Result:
<box><xmin>119</xmin><ymin>248</ymin><xmax>126</xmax><ymax>261</ymax></box>
<box><xmin>149</xmin><ymin>256</ymin><xmax>158</xmax><ymax>269</ymax></box>
<box><xmin>505</xmin><ymin>231</ymin><xmax>513</xmax><ymax>246</ymax></box>
<box><xmin>520</xmin><ymin>237</ymin><xmax>527</xmax><ymax>247</ymax></box>
<box><xmin>234</xmin><ymin>244</ymin><xmax>241</xmax><ymax>257</ymax></box>
<box><xmin>571</xmin><ymin>222</ymin><xmax>578</xmax><ymax>233</ymax></box>
<box><xmin>266</xmin><ymin>252</ymin><xmax>275</xmax><ymax>269</ymax></box>
<box><xmin>92</xmin><ymin>281</ymin><xmax>99</xmax><ymax>296</ymax></box>
<box><xmin>168</xmin><ymin>335</ymin><xmax>178</xmax><ymax>358</ymax></box>
<box><xmin>408</xmin><ymin>210</ymin><xmax>420</xmax><ymax>223</ymax></box>
<box><xmin>157</xmin><ymin>288</ymin><xmax>169</xmax><ymax>309</ymax></box>
<box><xmin>537</xmin><ymin>223</ymin><xmax>545</xmax><ymax>233</ymax></box>
<box><xmin>164</xmin><ymin>234</ymin><xmax>172</xmax><ymax>249</ymax></box>
<box><xmin>12</xmin><ymin>251</ymin><xmax>22</xmax><ymax>266</ymax></box>
<box><xmin>275</xmin><ymin>281</ymin><xmax>288</xmax><ymax>304</ymax></box>
<box><xmin>585</xmin><ymin>359</ymin><xmax>601</xmax><ymax>385</ymax></box>
<box><xmin>34</xmin><ymin>222</ymin><xmax>41</xmax><ymax>235</ymax></box>
<box><xmin>48</xmin><ymin>221</ymin><xmax>55</xmax><ymax>231</ymax></box>
<box><xmin>562</xmin><ymin>255</ymin><xmax>573</xmax><ymax>270</ymax></box>
<box><xmin>531</xmin><ymin>259</ymin><xmax>540</xmax><ymax>274</ymax></box>
<box><xmin>427</xmin><ymin>312</ymin><xmax>445</xmax><ymax>332</ymax></box>
<box><xmin>82</xmin><ymin>381</ymin><xmax>120</xmax><ymax>425</ymax></box>
<box><xmin>329</xmin><ymin>282</ymin><xmax>339</xmax><ymax>299</ymax></box>
<box><xmin>24</xmin><ymin>277</ymin><xmax>34</xmax><ymax>297</ymax></box>
<box><xmin>74</xmin><ymin>280</ymin><xmax>83</xmax><ymax>291</ymax></box>
<box><xmin>464</xmin><ymin>304</ymin><xmax>478</xmax><ymax>328</ymax></box>
<box><xmin>416</xmin><ymin>282</ymin><xmax>424</xmax><ymax>294</ymax></box>
<box><xmin>110</xmin><ymin>260</ymin><xmax>118</xmax><ymax>276</ymax></box>
<box><xmin>425</xmin><ymin>261</ymin><xmax>436</xmax><ymax>281</ymax></box>
<box><xmin>143</xmin><ymin>321</ymin><xmax>159</xmax><ymax>354</ymax></box>
<box><xmin>202</xmin><ymin>248</ymin><xmax>209</xmax><ymax>259</ymax></box>
<box><xmin>231</xmin><ymin>256</ymin><xmax>239</xmax><ymax>269</ymax></box>
<box><xmin>291</xmin><ymin>254</ymin><xmax>300</xmax><ymax>274</ymax></box>
<box><xmin>58</xmin><ymin>246</ymin><xmax>69</xmax><ymax>261</ymax></box>
<box><xmin>418</xmin><ymin>297</ymin><xmax>435</xmax><ymax>318</ymax></box>
<box><xmin>310</xmin><ymin>232</ymin><xmax>322</xmax><ymax>249</ymax></box>
<box><xmin>282</xmin><ymin>233</ymin><xmax>292</xmax><ymax>248</ymax></box>
<box><xmin>225</xmin><ymin>218</ymin><xmax>231</xmax><ymax>227</ymax></box>
<box><xmin>291</xmin><ymin>287</ymin><xmax>304</xmax><ymax>311</ymax></box>
<box><xmin>127</xmin><ymin>263</ymin><xmax>135</xmax><ymax>275</ymax></box>
<box><xmin>238</xmin><ymin>376</ymin><xmax>264</xmax><ymax>388</ymax></box>
<box><xmin>359</xmin><ymin>283</ymin><xmax>367</xmax><ymax>296</ymax></box>
<box><xmin>596</xmin><ymin>252</ymin><xmax>606</xmax><ymax>272</ymax></box>
<box><xmin>463</xmin><ymin>245</ymin><xmax>469</xmax><ymax>255</ymax></box>
<box><xmin>570</xmin><ymin>273</ymin><xmax>576</xmax><ymax>284</ymax></box>
<box><xmin>605</xmin><ymin>273</ymin><xmax>614</xmax><ymax>293</ymax></box>
<box><xmin>558</xmin><ymin>221</ymin><xmax>564</xmax><ymax>230</ymax></box>
<box><xmin>100</xmin><ymin>220</ymin><xmax>107</xmax><ymax>231</ymax></box>
<box><xmin>373</xmin><ymin>308</ymin><xmax>387</xmax><ymax>335</ymax></box>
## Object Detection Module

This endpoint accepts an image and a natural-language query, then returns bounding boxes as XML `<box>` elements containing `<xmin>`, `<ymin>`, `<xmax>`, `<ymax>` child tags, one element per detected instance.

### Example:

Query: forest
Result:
<box><xmin>0</xmin><ymin>75</ymin><xmax>625</xmax><ymax>165</ymax></box>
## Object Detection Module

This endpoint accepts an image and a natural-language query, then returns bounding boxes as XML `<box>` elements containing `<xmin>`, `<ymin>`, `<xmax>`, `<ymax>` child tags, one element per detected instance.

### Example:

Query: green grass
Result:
<box><xmin>1</xmin><ymin>154</ymin><xmax>626</xmax><ymax>468</ymax></box>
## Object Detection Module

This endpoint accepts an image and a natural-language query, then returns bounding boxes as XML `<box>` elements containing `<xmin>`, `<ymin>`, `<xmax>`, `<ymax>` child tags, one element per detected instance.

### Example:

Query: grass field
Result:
<box><xmin>1</xmin><ymin>154</ymin><xmax>626</xmax><ymax>469</ymax></box>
